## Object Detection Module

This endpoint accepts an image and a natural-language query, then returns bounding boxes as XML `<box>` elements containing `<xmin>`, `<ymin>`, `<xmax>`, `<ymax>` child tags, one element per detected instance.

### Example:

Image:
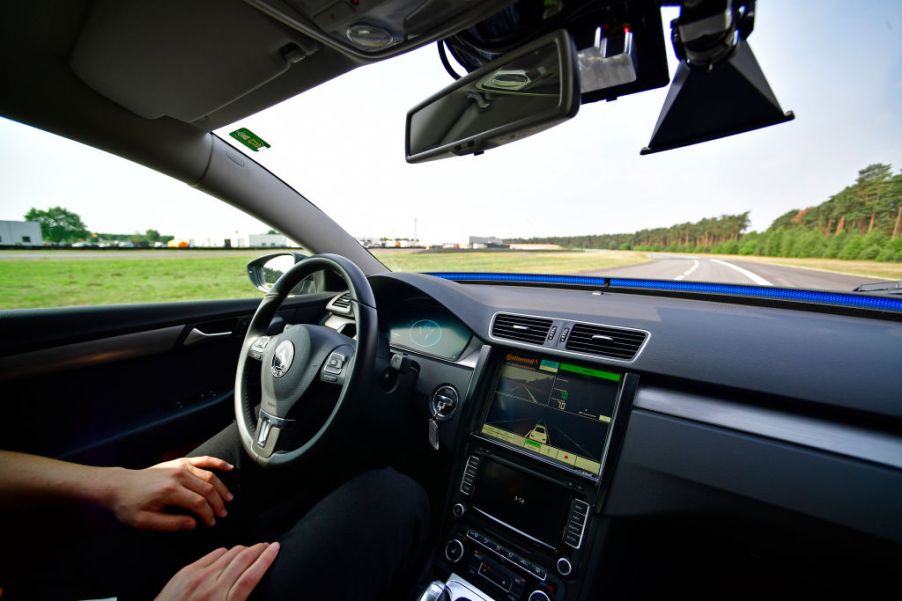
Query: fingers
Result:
<box><xmin>180</xmin><ymin>469</ymin><xmax>228</xmax><ymax>520</ymax></box>
<box><xmin>133</xmin><ymin>510</ymin><xmax>196</xmax><ymax>532</ymax></box>
<box><xmin>187</xmin><ymin>456</ymin><xmax>234</xmax><ymax>472</ymax></box>
<box><xmin>208</xmin><ymin>544</ymin><xmax>248</xmax><ymax>572</ymax></box>
<box><xmin>193</xmin><ymin>546</ymin><xmax>230</xmax><ymax>568</ymax></box>
<box><xmin>170</xmin><ymin>487</ymin><xmax>217</xmax><ymax>527</ymax></box>
<box><xmin>217</xmin><ymin>542</ymin><xmax>269</xmax><ymax>587</ymax></box>
<box><xmin>188</xmin><ymin>464</ymin><xmax>234</xmax><ymax>503</ymax></box>
<box><xmin>227</xmin><ymin>542</ymin><xmax>280</xmax><ymax>601</ymax></box>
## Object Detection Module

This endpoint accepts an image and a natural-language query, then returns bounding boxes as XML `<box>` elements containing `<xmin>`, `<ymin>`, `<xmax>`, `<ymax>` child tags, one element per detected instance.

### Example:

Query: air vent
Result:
<box><xmin>327</xmin><ymin>292</ymin><xmax>353</xmax><ymax>315</ymax></box>
<box><xmin>332</xmin><ymin>292</ymin><xmax>351</xmax><ymax>309</ymax></box>
<box><xmin>492</xmin><ymin>314</ymin><xmax>553</xmax><ymax>345</ymax></box>
<box><xmin>566</xmin><ymin>323</ymin><xmax>647</xmax><ymax>361</ymax></box>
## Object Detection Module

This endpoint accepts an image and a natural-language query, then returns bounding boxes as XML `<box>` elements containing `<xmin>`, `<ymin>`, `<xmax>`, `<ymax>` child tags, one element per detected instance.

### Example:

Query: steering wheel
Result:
<box><xmin>234</xmin><ymin>254</ymin><xmax>377</xmax><ymax>468</ymax></box>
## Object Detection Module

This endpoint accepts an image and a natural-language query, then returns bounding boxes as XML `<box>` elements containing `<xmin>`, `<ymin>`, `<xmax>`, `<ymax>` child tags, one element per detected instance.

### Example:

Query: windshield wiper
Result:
<box><xmin>853</xmin><ymin>281</ymin><xmax>902</xmax><ymax>295</ymax></box>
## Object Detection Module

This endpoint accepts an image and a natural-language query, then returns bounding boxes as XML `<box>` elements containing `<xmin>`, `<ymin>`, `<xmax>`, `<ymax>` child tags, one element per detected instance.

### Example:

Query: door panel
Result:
<box><xmin>0</xmin><ymin>293</ymin><xmax>334</xmax><ymax>467</ymax></box>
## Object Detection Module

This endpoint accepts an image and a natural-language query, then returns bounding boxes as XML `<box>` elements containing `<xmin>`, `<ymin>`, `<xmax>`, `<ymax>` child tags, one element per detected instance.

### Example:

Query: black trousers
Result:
<box><xmin>1</xmin><ymin>423</ymin><xmax>431</xmax><ymax>601</ymax></box>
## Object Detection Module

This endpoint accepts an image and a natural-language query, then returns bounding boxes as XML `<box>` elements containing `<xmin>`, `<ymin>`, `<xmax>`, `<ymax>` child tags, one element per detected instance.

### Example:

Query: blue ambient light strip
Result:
<box><xmin>427</xmin><ymin>272</ymin><xmax>902</xmax><ymax>313</ymax></box>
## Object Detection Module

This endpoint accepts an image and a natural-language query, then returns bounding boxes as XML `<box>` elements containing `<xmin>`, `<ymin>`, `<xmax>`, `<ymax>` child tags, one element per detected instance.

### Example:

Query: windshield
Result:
<box><xmin>1</xmin><ymin>2</ymin><xmax>900</xmax><ymax>312</ymax></box>
<box><xmin>214</xmin><ymin>3</ymin><xmax>901</xmax><ymax>294</ymax></box>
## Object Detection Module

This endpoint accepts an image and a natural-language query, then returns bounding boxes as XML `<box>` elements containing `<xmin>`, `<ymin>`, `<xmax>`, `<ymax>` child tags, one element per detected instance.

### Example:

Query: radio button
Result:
<box><xmin>563</xmin><ymin>531</ymin><xmax>581</xmax><ymax>547</ymax></box>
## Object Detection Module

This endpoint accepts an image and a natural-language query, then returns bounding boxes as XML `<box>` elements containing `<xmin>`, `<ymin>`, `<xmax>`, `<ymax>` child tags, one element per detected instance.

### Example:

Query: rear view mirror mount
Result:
<box><xmin>405</xmin><ymin>29</ymin><xmax>580</xmax><ymax>163</ymax></box>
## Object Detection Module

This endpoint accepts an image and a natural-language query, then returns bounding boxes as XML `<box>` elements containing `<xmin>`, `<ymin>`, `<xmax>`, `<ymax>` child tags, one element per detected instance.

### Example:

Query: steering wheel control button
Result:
<box><xmin>249</xmin><ymin>336</ymin><xmax>270</xmax><ymax>359</ymax></box>
<box><xmin>452</xmin><ymin>502</ymin><xmax>466</xmax><ymax>518</ymax></box>
<box><xmin>323</xmin><ymin>351</ymin><xmax>347</xmax><ymax>374</ymax></box>
<box><xmin>528</xmin><ymin>590</ymin><xmax>551</xmax><ymax>601</ymax></box>
<box><xmin>430</xmin><ymin>385</ymin><xmax>459</xmax><ymax>420</ymax></box>
<box><xmin>271</xmin><ymin>340</ymin><xmax>295</xmax><ymax>378</ymax></box>
<box><xmin>444</xmin><ymin>539</ymin><xmax>465</xmax><ymax>564</ymax></box>
<box><xmin>556</xmin><ymin>557</ymin><xmax>573</xmax><ymax>577</ymax></box>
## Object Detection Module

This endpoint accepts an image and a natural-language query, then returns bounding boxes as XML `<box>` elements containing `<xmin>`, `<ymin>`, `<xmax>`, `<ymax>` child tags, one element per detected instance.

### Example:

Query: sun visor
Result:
<box><xmin>69</xmin><ymin>0</ymin><xmax>320</xmax><ymax>124</ymax></box>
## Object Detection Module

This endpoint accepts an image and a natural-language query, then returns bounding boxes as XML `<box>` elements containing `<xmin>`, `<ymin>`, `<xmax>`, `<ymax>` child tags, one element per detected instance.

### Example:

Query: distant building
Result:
<box><xmin>508</xmin><ymin>243</ymin><xmax>562</xmax><ymax>250</ymax></box>
<box><xmin>469</xmin><ymin>236</ymin><xmax>508</xmax><ymax>249</ymax></box>
<box><xmin>0</xmin><ymin>220</ymin><xmax>43</xmax><ymax>246</ymax></box>
<box><xmin>248</xmin><ymin>233</ymin><xmax>289</xmax><ymax>247</ymax></box>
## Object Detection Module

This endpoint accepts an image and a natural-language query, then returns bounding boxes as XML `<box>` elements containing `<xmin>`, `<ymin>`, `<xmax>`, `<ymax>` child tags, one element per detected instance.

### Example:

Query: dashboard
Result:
<box><xmin>321</xmin><ymin>272</ymin><xmax>902</xmax><ymax>601</ymax></box>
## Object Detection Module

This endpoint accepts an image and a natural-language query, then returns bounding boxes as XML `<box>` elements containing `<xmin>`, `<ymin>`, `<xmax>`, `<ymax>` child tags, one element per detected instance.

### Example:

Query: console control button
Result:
<box><xmin>466</xmin><ymin>529</ymin><xmax>547</xmax><ymax>581</ymax></box>
<box><xmin>459</xmin><ymin>455</ymin><xmax>481</xmax><ymax>496</ymax></box>
<box><xmin>444</xmin><ymin>539</ymin><xmax>465</xmax><ymax>564</ymax></box>
<box><xmin>452</xmin><ymin>503</ymin><xmax>466</xmax><ymax>518</ymax></box>
<box><xmin>556</xmin><ymin>557</ymin><xmax>573</xmax><ymax>577</ymax></box>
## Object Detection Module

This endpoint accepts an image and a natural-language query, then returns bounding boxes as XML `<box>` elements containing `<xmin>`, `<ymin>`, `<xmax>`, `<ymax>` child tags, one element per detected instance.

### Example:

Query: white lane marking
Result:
<box><xmin>711</xmin><ymin>259</ymin><xmax>773</xmax><ymax>286</ymax></box>
<box><xmin>674</xmin><ymin>259</ymin><xmax>699</xmax><ymax>281</ymax></box>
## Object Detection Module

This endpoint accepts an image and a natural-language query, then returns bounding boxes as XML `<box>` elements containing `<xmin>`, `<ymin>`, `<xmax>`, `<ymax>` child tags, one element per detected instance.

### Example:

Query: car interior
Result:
<box><xmin>1</xmin><ymin>1</ymin><xmax>900</xmax><ymax>600</ymax></box>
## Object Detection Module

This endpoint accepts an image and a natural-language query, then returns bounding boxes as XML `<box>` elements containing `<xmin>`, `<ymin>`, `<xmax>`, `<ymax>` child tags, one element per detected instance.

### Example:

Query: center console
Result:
<box><xmin>419</xmin><ymin>350</ymin><xmax>638</xmax><ymax>601</ymax></box>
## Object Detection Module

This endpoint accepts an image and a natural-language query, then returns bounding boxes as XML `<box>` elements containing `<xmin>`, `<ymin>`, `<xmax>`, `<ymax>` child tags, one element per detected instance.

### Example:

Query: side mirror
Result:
<box><xmin>405</xmin><ymin>29</ymin><xmax>580</xmax><ymax>163</ymax></box>
<box><xmin>247</xmin><ymin>252</ymin><xmax>314</xmax><ymax>294</ymax></box>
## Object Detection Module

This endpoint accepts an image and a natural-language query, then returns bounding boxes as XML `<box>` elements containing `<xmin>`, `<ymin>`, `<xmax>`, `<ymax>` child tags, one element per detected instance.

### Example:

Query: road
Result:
<box><xmin>584</xmin><ymin>254</ymin><xmax>884</xmax><ymax>291</ymax></box>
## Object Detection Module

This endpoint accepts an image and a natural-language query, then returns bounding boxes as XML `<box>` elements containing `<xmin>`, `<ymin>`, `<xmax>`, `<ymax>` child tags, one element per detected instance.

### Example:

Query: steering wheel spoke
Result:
<box><xmin>252</xmin><ymin>410</ymin><xmax>289</xmax><ymax>457</ymax></box>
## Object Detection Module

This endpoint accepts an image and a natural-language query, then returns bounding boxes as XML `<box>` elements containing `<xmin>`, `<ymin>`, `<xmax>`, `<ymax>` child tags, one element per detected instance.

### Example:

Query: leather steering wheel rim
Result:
<box><xmin>234</xmin><ymin>253</ymin><xmax>377</xmax><ymax>468</ymax></box>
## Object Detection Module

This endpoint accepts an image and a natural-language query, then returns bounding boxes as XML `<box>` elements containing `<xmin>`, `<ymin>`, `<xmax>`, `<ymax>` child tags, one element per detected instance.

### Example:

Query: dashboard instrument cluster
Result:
<box><xmin>384</xmin><ymin>298</ymin><xmax>473</xmax><ymax>361</ymax></box>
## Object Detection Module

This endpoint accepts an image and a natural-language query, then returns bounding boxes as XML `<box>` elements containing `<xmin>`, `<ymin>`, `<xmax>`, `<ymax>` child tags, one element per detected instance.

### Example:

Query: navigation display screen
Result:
<box><xmin>481</xmin><ymin>352</ymin><xmax>622</xmax><ymax>475</ymax></box>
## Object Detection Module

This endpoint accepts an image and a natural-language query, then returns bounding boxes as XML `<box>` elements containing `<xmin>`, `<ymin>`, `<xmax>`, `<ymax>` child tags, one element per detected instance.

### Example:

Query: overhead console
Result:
<box><xmin>418</xmin><ymin>348</ymin><xmax>638</xmax><ymax>601</ymax></box>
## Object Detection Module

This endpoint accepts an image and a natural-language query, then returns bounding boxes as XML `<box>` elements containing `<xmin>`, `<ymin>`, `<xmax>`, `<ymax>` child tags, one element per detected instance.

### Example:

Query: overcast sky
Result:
<box><xmin>2</xmin><ymin>1</ymin><xmax>900</xmax><ymax>245</ymax></box>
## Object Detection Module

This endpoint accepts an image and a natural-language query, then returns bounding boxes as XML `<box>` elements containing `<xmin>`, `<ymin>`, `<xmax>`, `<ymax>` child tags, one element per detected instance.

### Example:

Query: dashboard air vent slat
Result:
<box><xmin>332</xmin><ymin>292</ymin><xmax>351</xmax><ymax>309</ymax></box>
<box><xmin>565</xmin><ymin>323</ymin><xmax>647</xmax><ymax>361</ymax></box>
<box><xmin>492</xmin><ymin>314</ymin><xmax>552</xmax><ymax>345</ymax></box>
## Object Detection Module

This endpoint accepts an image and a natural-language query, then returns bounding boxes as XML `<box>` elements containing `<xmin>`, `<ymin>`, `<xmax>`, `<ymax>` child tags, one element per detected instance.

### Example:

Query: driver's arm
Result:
<box><xmin>0</xmin><ymin>450</ymin><xmax>234</xmax><ymax>531</ymax></box>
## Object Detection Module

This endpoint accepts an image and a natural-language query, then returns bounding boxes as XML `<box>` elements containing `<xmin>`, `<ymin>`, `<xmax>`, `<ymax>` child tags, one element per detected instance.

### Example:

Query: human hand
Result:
<box><xmin>107</xmin><ymin>456</ymin><xmax>235</xmax><ymax>531</ymax></box>
<box><xmin>155</xmin><ymin>542</ymin><xmax>280</xmax><ymax>601</ymax></box>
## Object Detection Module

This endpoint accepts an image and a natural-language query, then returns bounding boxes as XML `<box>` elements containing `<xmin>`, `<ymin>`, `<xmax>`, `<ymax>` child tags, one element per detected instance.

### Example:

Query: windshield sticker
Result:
<box><xmin>229</xmin><ymin>128</ymin><xmax>271</xmax><ymax>152</ymax></box>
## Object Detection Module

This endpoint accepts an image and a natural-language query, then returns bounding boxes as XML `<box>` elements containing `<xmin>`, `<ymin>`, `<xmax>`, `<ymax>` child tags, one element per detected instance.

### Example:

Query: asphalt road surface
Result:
<box><xmin>586</xmin><ymin>254</ymin><xmax>883</xmax><ymax>291</ymax></box>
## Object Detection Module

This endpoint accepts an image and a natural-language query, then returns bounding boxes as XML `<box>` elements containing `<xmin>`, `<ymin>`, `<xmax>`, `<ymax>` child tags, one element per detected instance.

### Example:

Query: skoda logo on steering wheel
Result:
<box><xmin>271</xmin><ymin>340</ymin><xmax>295</xmax><ymax>378</ymax></box>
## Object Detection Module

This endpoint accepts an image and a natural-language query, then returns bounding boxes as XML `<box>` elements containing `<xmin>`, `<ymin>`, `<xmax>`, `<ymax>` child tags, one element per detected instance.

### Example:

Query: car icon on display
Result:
<box><xmin>527</xmin><ymin>424</ymin><xmax>548</xmax><ymax>444</ymax></box>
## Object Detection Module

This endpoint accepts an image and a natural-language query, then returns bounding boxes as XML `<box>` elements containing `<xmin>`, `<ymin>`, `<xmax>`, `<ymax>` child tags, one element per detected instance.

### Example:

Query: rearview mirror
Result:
<box><xmin>406</xmin><ymin>29</ymin><xmax>580</xmax><ymax>163</ymax></box>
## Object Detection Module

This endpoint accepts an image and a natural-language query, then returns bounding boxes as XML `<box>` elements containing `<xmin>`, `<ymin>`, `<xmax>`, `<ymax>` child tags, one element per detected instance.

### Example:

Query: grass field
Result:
<box><xmin>3</xmin><ymin>248</ymin><xmax>898</xmax><ymax>310</ymax></box>
<box><xmin>1</xmin><ymin>251</ymin><xmax>264</xmax><ymax>309</ymax></box>
<box><xmin>373</xmin><ymin>248</ymin><xmax>647</xmax><ymax>274</ymax></box>
<box><xmin>0</xmin><ymin>249</ymin><xmax>648</xmax><ymax>309</ymax></box>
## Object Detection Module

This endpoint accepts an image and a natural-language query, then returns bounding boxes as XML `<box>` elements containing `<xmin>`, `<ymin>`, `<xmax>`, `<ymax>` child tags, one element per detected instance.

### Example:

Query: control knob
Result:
<box><xmin>443</xmin><ymin>538</ymin><xmax>465</xmax><ymax>564</ymax></box>
<box><xmin>556</xmin><ymin>556</ymin><xmax>573</xmax><ymax>576</ymax></box>
<box><xmin>452</xmin><ymin>502</ymin><xmax>466</xmax><ymax>518</ymax></box>
<box><xmin>527</xmin><ymin>591</ymin><xmax>551</xmax><ymax>601</ymax></box>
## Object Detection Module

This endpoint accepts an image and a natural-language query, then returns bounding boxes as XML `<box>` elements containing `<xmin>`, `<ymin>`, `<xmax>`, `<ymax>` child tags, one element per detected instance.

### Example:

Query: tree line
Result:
<box><xmin>22</xmin><ymin>207</ymin><xmax>172</xmax><ymax>246</ymax></box>
<box><xmin>508</xmin><ymin>163</ymin><xmax>902</xmax><ymax>263</ymax></box>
